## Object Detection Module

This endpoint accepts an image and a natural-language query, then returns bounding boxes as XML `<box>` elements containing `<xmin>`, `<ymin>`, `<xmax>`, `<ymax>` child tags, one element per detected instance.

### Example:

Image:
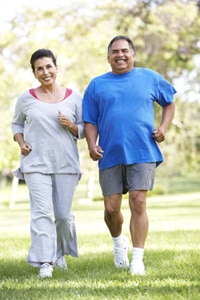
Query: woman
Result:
<box><xmin>11</xmin><ymin>49</ymin><xmax>84</xmax><ymax>278</ymax></box>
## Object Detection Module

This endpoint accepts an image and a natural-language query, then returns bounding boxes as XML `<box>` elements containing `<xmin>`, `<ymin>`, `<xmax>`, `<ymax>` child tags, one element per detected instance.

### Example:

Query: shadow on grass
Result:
<box><xmin>0</xmin><ymin>248</ymin><xmax>199</xmax><ymax>300</ymax></box>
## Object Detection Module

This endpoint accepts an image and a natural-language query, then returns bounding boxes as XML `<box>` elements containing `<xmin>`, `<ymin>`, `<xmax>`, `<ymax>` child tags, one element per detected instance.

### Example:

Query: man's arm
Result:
<box><xmin>85</xmin><ymin>122</ymin><xmax>104</xmax><ymax>161</ymax></box>
<box><xmin>152</xmin><ymin>102</ymin><xmax>175</xmax><ymax>143</ymax></box>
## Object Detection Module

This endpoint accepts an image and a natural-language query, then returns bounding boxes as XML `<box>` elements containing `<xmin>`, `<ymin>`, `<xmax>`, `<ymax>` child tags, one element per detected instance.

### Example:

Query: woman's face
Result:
<box><xmin>33</xmin><ymin>56</ymin><xmax>58</xmax><ymax>86</ymax></box>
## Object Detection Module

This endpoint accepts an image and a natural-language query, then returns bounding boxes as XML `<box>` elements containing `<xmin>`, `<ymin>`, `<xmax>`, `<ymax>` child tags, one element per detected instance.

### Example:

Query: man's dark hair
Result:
<box><xmin>30</xmin><ymin>49</ymin><xmax>57</xmax><ymax>72</ymax></box>
<box><xmin>107</xmin><ymin>35</ymin><xmax>136</xmax><ymax>55</ymax></box>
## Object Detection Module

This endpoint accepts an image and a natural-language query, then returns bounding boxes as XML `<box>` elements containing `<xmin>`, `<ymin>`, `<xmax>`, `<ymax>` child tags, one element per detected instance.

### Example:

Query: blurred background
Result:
<box><xmin>0</xmin><ymin>0</ymin><xmax>200</xmax><ymax>206</ymax></box>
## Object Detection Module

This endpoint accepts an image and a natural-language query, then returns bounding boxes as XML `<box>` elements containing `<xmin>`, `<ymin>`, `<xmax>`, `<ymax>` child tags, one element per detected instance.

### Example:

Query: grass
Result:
<box><xmin>0</xmin><ymin>231</ymin><xmax>199</xmax><ymax>300</ymax></box>
<box><xmin>0</xmin><ymin>183</ymin><xmax>200</xmax><ymax>299</ymax></box>
<box><xmin>0</xmin><ymin>246</ymin><xmax>199</xmax><ymax>300</ymax></box>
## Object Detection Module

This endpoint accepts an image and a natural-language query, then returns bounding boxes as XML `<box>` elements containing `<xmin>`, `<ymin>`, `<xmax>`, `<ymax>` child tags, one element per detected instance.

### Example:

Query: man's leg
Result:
<box><xmin>129</xmin><ymin>190</ymin><xmax>148</xmax><ymax>275</ymax></box>
<box><xmin>104</xmin><ymin>194</ymin><xmax>129</xmax><ymax>268</ymax></box>
<box><xmin>104</xmin><ymin>193</ymin><xmax>123</xmax><ymax>237</ymax></box>
<box><xmin>129</xmin><ymin>190</ymin><xmax>148</xmax><ymax>247</ymax></box>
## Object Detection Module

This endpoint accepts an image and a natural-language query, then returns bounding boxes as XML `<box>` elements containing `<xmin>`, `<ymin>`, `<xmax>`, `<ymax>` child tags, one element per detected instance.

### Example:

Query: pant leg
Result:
<box><xmin>52</xmin><ymin>174</ymin><xmax>79</xmax><ymax>258</ymax></box>
<box><xmin>24</xmin><ymin>173</ymin><xmax>57</xmax><ymax>267</ymax></box>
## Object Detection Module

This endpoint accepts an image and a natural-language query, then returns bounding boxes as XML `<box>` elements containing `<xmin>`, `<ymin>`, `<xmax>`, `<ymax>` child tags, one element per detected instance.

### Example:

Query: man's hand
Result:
<box><xmin>152</xmin><ymin>128</ymin><xmax>165</xmax><ymax>143</ymax></box>
<box><xmin>89</xmin><ymin>145</ymin><xmax>104</xmax><ymax>161</ymax></box>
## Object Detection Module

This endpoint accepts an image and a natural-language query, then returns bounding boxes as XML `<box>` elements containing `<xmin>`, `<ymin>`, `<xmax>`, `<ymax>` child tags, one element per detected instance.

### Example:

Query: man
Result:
<box><xmin>83</xmin><ymin>35</ymin><xmax>176</xmax><ymax>275</ymax></box>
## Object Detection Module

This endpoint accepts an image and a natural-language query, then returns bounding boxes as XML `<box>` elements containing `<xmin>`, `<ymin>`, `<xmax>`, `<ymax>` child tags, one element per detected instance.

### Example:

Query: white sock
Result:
<box><xmin>112</xmin><ymin>234</ymin><xmax>123</xmax><ymax>248</ymax></box>
<box><xmin>132</xmin><ymin>247</ymin><xmax>144</xmax><ymax>264</ymax></box>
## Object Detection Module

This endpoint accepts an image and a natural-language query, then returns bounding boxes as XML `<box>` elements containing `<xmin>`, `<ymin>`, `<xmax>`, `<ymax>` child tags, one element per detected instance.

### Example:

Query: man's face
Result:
<box><xmin>108</xmin><ymin>39</ymin><xmax>135</xmax><ymax>74</ymax></box>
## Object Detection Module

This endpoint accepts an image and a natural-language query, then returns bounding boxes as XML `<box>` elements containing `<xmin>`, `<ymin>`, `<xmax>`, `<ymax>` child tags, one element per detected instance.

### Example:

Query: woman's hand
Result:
<box><xmin>58</xmin><ymin>111</ymin><xmax>78</xmax><ymax>137</ymax></box>
<box><xmin>58</xmin><ymin>111</ymin><xmax>73</xmax><ymax>128</ymax></box>
<box><xmin>14</xmin><ymin>133</ymin><xmax>32</xmax><ymax>156</ymax></box>
<box><xmin>21</xmin><ymin>143</ymin><xmax>32</xmax><ymax>156</ymax></box>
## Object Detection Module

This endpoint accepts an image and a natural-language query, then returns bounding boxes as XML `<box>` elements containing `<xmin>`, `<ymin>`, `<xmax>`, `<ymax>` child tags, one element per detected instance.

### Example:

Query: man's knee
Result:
<box><xmin>104</xmin><ymin>194</ymin><xmax>122</xmax><ymax>216</ymax></box>
<box><xmin>104</xmin><ymin>206</ymin><xmax>119</xmax><ymax>217</ymax></box>
<box><xmin>129</xmin><ymin>191</ymin><xmax>147</xmax><ymax>214</ymax></box>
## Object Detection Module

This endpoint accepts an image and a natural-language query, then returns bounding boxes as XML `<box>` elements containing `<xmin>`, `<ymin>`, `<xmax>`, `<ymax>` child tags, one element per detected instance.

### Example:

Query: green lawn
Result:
<box><xmin>0</xmin><ymin>185</ymin><xmax>200</xmax><ymax>299</ymax></box>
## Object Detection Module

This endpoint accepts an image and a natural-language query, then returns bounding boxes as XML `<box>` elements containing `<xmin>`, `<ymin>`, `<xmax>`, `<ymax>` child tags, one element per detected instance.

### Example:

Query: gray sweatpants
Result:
<box><xmin>24</xmin><ymin>172</ymin><xmax>79</xmax><ymax>267</ymax></box>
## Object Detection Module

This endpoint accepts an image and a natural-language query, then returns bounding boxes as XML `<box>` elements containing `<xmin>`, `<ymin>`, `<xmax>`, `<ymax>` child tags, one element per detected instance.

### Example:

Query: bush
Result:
<box><xmin>147</xmin><ymin>186</ymin><xmax>166</xmax><ymax>197</ymax></box>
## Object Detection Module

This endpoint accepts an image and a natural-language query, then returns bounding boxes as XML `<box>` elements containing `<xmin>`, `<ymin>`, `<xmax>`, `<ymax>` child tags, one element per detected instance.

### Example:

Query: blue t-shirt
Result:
<box><xmin>83</xmin><ymin>68</ymin><xmax>176</xmax><ymax>170</ymax></box>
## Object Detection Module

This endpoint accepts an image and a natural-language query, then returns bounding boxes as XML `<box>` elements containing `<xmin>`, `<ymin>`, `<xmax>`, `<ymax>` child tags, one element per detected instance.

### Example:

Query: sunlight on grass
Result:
<box><xmin>0</xmin><ymin>185</ymin><xmax>200</xmax><ymax>299</ymax></box>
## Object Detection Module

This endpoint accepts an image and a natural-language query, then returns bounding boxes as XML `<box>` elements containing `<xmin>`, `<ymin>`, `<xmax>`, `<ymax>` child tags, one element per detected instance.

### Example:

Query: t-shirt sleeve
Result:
<box><xmin>11</xmin><ymin>94</ymin><xmax>25</xmax><ymax>136</ymax></box>
<box><xmin>73</xmin><ymin>92</ymin><xmax>85</xmax><ymax>139</ymax></box>
<box><xmin>154</xmin><ymin>72</ymin><xmax>177</xmax><ymax>106</ymax></box>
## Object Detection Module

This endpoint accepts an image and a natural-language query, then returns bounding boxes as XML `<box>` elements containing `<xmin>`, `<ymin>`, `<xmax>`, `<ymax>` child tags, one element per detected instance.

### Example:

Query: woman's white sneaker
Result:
<box><xmin>54</xmin><ymin>256</ymin><xmax>68</xmax><ymax>269</ymax></box>
<box><xmin>40</xmin><ymin>263</ymin><xmax>53</xmax><ymax>278</ymax></box>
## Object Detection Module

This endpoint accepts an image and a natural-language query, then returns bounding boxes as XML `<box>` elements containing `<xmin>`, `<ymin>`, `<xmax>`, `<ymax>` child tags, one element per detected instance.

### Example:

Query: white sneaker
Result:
<box><xmin>54</xmin><ymin>256</ymin><xmax>68</xmax><ymax>269</ymax></box>
<box><xmin>114</xmin><ymin>236</ymin><xmax>130</xmax><ymax>268</ymax></box>
<box><xmin>130</xmin><ymin>261</ymin><xmax>145</xmax><ymax>275</ymax></box>
<box><xmin>40</xmin><ymin>263</ymin><xmax>53</xmax><ymax>278</ymax></box>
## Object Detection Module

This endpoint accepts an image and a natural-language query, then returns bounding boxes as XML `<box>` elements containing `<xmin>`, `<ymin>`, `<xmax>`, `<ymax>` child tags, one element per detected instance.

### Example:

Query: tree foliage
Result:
<box><xmin>0</xmin><ymin>0</ymin><xmax>200</xmax><ymax>180</ymax></box>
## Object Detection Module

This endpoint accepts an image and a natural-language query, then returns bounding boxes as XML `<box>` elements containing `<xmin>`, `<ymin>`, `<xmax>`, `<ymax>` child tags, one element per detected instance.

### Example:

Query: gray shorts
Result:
<box><xmin>99</xmin><ymin>163</ymin><xmax>156</xmax><ymax>196</ymax></box>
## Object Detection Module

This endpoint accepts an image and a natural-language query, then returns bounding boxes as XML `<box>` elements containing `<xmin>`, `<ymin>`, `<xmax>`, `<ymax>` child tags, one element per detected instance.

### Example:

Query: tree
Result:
<box><xmin>0</xmin><ymin>0</ymin><xmax>200</xmax><ymax>183</ymax></box>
